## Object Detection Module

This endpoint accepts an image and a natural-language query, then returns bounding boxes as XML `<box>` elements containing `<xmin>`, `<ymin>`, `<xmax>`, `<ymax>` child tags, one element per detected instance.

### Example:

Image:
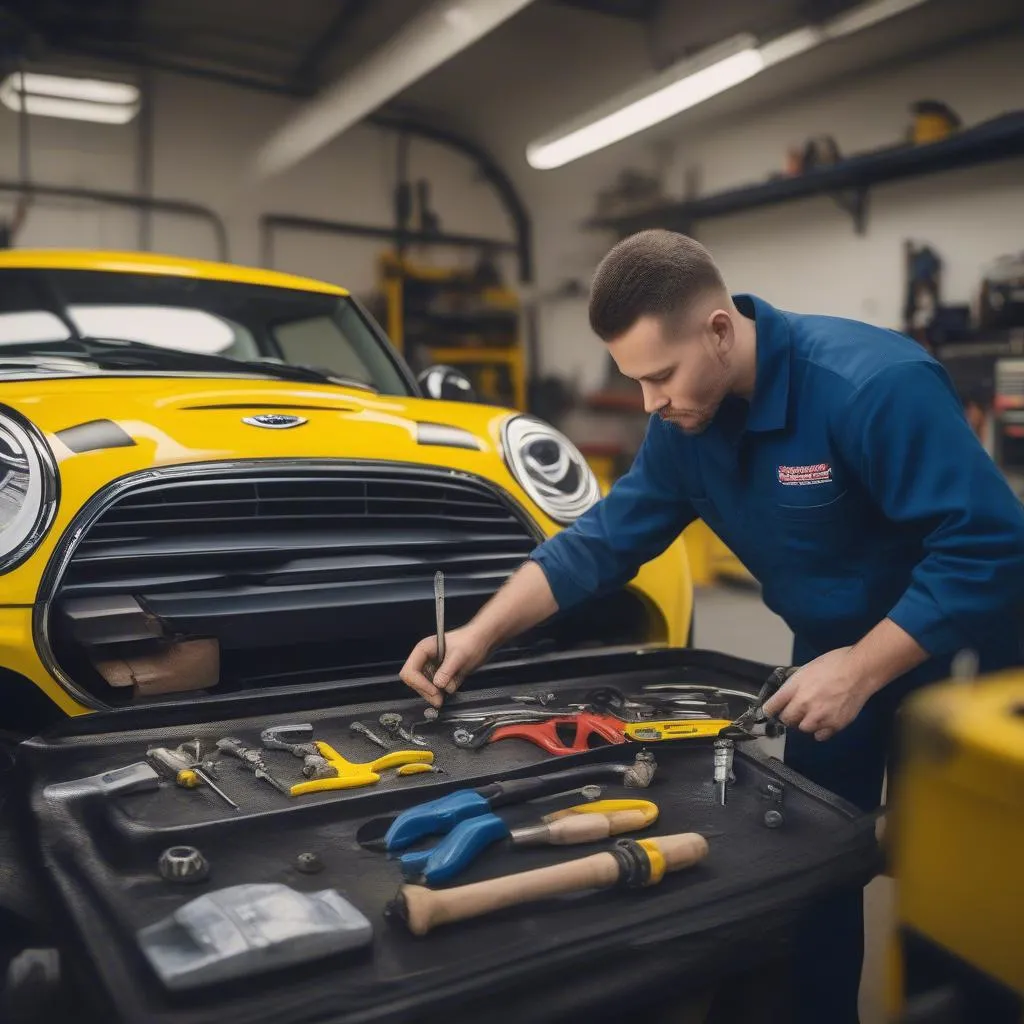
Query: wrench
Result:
<box><xmin>379</xmin><ymin>713</ymin><xmax>427</xmax><ymax>747</ymax></box>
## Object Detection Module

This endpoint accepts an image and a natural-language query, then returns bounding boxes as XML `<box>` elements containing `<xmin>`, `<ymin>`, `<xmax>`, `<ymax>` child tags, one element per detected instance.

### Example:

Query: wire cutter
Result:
<box><xmin>717</xmin><ymin>666</ymin><xmax>798</xmax><ymax>741</ymax></box>
<box><xmin>396</xmin><ymin>798</ymin><xmax>660</xmax><ymax>885</ymax></box>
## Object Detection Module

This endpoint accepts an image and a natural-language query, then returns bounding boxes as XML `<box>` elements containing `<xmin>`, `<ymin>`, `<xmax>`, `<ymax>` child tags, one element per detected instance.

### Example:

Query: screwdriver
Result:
<box><xmin>146</xmin><ymin>744</ymin><xmax>239</xmax><ymax>811</ymax></box>
<box><xmin>216</xmin><ymin>737</ymin><xmax>291</xmax><ymax>796</ymax></box>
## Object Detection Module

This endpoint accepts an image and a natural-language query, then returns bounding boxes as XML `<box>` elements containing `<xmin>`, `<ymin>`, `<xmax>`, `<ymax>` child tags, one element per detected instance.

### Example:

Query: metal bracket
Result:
<box><xmin>832</xmin><ymin>186</ymin><xmax>869</xmax><ymax>234</ymax></box>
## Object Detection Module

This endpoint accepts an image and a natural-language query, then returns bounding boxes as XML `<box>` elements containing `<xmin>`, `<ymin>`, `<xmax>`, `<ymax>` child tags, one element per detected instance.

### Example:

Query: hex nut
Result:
<box><xmin>158</xmin><ymin>845</ymin><xmax>209</xmax><ymax>884</ymax></box>
<box><xmin>295</xmin><ymin>852</ymin><xmax>324</xmax><ymax>874</ymax></box>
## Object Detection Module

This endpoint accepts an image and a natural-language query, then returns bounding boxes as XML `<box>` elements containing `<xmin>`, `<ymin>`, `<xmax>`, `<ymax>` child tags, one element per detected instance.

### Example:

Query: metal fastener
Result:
<box><xmin>295</xmin><ymin>852</ymin><xmax>324</xmax><ymax>874</ymax></box>
<box><xmin>158</xmin><ymin>845</ymin><xmax>209</xmax><ymax>884</ymax></box>
<box><xmin>349</xmin><ymin>721</ymin><xmax>390</xmax><ymax>750</ymax></box>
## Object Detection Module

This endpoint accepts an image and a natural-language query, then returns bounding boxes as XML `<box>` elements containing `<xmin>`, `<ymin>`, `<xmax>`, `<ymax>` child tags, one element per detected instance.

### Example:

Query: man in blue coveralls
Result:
<box><xmin>401</xmin><ymin>229</ymin><xmax>1024</xmax><ymax>1022</ymax></box>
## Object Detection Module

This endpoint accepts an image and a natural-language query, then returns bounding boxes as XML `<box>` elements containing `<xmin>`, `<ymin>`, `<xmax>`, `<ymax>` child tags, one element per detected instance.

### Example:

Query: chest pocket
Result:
<box><xmin>770</xmin><ymin>489</ymin><xmax>858</xmax><ymax>561</ymax></box>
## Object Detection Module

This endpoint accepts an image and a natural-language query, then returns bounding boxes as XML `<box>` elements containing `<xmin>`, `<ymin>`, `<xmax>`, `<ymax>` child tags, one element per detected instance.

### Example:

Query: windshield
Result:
<box><xmin>0</xmin><ymin>268</ymin><xmax>413</xmax><ymax>396</ymax></box>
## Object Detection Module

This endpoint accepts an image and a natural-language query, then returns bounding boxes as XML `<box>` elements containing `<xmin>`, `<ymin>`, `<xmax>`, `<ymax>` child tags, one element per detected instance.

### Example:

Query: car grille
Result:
<box><xmin>49</xmin><ymin>462</ymin><xmax>661</xmax><ymax>698</ymax></box>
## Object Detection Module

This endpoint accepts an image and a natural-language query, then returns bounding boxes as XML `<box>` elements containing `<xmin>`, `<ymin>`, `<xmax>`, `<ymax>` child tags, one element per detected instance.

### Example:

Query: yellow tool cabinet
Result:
<box><xmin>886</xmin><ymin>669</ymin><xmax>1024</xmax><ymax>1021</ymax></box>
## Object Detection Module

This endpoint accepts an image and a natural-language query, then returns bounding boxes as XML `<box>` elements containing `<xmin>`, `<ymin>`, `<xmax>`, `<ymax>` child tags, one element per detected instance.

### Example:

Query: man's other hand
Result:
<box><xmin>761</xmin><ymin>647</ymin><xmax>871</xmax><ymax>742</ymax></box>
<box><xmin>399</xmin><ymin>626</ymin><xmax>491</xmax><ymax>708</ymax></box>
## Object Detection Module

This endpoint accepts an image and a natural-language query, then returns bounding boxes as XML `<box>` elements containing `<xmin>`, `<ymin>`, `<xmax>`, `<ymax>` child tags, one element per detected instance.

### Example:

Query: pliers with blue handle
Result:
<box><xmin>379</xmin><ymin>756</ymin><xmax>657</xmax><ymax>853</ymax></box>
<box><xmin>397</xmin><ymin>799</ymin><xmax>660</xmax><ymax>885</ymax></box>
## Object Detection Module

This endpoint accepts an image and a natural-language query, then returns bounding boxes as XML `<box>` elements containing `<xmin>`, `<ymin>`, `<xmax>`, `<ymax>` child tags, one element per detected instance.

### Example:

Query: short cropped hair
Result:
<box><xmin>588</xmin><ymin>229</ymin><xmax>726</xmax><ymax>341</ymax></box>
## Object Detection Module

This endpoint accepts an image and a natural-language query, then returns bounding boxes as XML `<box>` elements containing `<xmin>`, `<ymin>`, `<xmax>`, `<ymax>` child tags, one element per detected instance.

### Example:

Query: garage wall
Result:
<box><xmin>0</xmin><ymin>70</ymin><xmax>516</xmax><ymax>297</ymax></box>
<box><xmin>521</xmin><ymin>28</ymin><xmax>1024</xmax><ymax>388</ymax></box>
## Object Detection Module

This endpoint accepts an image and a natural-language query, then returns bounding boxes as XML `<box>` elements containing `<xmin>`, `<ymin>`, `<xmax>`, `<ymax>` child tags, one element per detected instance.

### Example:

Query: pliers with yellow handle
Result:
<box><xmin>396</xmin><ymin>798</ymin><xmax>660</xmax><ymax>886</ymax></box>
<box><xmin>289</xmin><ymin>742</ymin><xmax>434</xmax><ymax>795</ymax></box>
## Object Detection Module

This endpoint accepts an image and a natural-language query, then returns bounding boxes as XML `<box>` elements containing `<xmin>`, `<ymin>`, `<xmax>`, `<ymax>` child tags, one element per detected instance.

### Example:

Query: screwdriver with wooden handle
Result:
<box><xmin>389</xmin><ymin>831</ymin><xmax>709</xmax><ymax>936</ymax></box>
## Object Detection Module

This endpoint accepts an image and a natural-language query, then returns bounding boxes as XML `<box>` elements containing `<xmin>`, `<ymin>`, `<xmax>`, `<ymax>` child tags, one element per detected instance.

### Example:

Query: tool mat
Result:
<box><xmin>14</xmin><ymin>656</ymin><xmax>881</xmax><ymax>1024</ymax></box>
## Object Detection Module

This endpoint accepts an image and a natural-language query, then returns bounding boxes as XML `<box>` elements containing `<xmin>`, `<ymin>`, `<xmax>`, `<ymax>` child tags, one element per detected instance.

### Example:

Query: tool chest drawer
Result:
<box><xmin>9</xmin><ymin>648</ymin><xmax>881</xmax><ymax>1024</ymax></box>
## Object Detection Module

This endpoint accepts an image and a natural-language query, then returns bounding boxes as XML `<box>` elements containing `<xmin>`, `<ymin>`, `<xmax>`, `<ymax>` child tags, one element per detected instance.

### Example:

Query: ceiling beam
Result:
<box><xmin>254</xmin><ymin>0</ymin><xmax>538</xmax><ymax>179</ymax></box>
<box><xmin>290</xmin><ymin>0</ymin><xmax>375</xmax><ymax>90</ymax></box>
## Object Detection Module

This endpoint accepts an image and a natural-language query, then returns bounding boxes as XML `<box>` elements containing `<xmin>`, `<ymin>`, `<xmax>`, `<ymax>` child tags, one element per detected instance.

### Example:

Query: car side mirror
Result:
<box><xmin>417</xmin><ymin>365</ymin><xmax>477</xmax><ymax>402</ymax></box>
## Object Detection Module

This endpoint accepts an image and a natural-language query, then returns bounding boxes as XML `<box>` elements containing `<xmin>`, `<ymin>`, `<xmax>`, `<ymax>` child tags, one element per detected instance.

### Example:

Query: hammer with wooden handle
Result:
<box><xmin>388</xmin><ymin>831</ymin><xmax>709</xmax><ymax>937</ymax></box>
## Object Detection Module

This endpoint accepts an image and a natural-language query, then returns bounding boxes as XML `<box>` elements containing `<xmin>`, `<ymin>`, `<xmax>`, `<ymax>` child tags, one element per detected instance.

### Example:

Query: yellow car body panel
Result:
<box><xmin>0</xmin><ymin>252</ymin><xmax>692</xmax><ymax>718</ymax></box>
<box><xmin>0</xmin><ymin>248</ymin><xmax>349</xmax><ymax>295</ymax></box>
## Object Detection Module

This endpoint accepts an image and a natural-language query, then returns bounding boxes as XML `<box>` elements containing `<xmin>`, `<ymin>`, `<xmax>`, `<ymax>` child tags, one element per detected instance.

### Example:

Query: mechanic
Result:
<box><xmin>400</xmin><ymin>229</ymin><xmax>1024</xmax><ymax>1023</ymax></box>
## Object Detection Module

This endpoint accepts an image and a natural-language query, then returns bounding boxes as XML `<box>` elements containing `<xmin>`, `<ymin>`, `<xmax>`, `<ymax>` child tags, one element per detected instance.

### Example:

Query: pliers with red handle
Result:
<box><xmin>452</xmin><ymin>711</ymin><xmax>628</xmax><ymax>754</ymax></box>
<box><xmin>487</xmin><ymin>712</ymin><xmax>628</xmax><ymax>755</ymax></box>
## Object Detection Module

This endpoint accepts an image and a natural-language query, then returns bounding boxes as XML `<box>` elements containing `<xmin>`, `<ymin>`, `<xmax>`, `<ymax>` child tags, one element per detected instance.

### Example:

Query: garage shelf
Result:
<box><xmin>586</xmin><ymin>110</ymin><xmax>1024</xmax><ymax>236</ymax></box>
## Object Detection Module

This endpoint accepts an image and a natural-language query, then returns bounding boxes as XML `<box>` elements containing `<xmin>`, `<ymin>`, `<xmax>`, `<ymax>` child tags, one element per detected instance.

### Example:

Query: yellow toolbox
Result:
<box><xmin>888</xmin><ymin>669</ymin><xmax>1024</xmax><ymax>1021</ymax></box>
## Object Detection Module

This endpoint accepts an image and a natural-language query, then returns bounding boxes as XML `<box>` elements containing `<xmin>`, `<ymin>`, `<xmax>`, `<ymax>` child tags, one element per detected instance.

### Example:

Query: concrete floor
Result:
<box><xmin>692</xmin><ymin>584</ymin><xmax>894</xmax><ymax>1024</ymax></box>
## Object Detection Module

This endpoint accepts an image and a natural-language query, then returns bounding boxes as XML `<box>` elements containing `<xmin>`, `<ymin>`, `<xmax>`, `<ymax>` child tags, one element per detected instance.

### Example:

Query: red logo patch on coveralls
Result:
<box><xmin>777</xmin><ymin>463</ymin><xmax>832</xmax><ymax>486</ymax></box>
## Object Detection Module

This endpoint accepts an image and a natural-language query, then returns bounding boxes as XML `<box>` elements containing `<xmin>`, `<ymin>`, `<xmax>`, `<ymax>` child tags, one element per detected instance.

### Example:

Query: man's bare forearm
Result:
<box><xmin>467</xmin><ymin>560</ymin><xmax>559</xmax><ymax>652</ymax></box>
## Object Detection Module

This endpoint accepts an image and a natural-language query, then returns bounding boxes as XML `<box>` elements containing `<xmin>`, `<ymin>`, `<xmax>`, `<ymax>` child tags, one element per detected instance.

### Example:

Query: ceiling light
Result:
<box><xmin>0</xmin><ymin>72</ymin><xmax>140</xmax><ymax>124</ymax></box>
<box><xmin>527</xmin><ymin>35</ymin><xmax>763</xmax><ymax>170</ymax></box>
<box><xmin>526</xmin><ymin>0</ymin><xmax>936</xmax><ymax>169</ymax></box>
<box><xmin>825</xmin><ymin>0</ymin><xmax>932</xmax><ymax>39</ymax></box>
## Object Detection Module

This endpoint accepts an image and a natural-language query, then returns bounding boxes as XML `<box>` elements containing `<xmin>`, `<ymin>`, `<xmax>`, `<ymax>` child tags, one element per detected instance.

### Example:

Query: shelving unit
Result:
<box><xmin>587</xmin><ymin>111</ymin><xmax>1024</xmax><ymax>237</ymax></box>
<box><xmin>379</xmin><ymin>252</ymin><xmax>527</xmax><ymax>410</ymax></box>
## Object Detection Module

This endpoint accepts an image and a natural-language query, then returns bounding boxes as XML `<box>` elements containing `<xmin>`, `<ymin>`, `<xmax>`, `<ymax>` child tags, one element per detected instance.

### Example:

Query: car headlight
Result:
<box><xmin>0</xmin><ymin>410</ymin><xmax>58</xmax><ymax>572</ymax></box>
<box><xmin>501</xmin><ymin>415</ymin><xmax>600</xmax><ymax>524</ymax></box>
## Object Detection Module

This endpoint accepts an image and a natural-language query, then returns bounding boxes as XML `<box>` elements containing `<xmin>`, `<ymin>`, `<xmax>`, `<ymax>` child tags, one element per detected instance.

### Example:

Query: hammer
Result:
<box><xmin>259</xmin><ymin>724</ymin><xmax>333</xmax><ymax>780</ymax></box>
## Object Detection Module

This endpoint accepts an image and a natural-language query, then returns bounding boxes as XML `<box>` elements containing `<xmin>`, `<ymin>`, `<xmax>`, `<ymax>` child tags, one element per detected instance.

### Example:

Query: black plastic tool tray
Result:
<box><xmin>15</xmin><ymin>649</ymin><xmax>881</xmax><ymax>1024</ymax></box>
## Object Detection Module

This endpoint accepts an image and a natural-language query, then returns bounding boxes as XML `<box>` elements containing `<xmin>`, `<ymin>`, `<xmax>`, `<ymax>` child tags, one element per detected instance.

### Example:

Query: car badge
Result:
<box><xmin>242</xmin><ymin>414</ymin><xmax>308</xmax><ymax>429</ymax></box>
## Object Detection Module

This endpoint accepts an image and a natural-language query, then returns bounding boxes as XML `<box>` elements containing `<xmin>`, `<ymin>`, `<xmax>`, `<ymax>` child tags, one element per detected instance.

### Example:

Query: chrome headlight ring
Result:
<box><xmin>0</xmin><ymin>406</ymin><xmax>58</xmax><ymax>574</ymax></box>
<box><xmin>501</xmin><ymin>414</ymin><xmax>600</xmax><ymax>525</ymax></box>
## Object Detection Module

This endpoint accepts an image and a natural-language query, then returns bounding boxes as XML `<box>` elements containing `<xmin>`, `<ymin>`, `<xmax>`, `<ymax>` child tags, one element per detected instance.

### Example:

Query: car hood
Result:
<box><xmin>0</xmin><ymin>377</ymin><xmax>539</xmax><ymax>606</ymax></box>
<box><xmin>2</xmin><ymin>376</ymin><xmax>511</xmax><ymax>466</ymax></box>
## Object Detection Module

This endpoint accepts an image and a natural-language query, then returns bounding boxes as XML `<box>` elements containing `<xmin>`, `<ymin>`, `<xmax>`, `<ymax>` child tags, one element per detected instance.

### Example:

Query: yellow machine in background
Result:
<box><xmin>886</xmin><ymin>669</ymin><xmax>1024</xmax><ymax>1022</ymax></box>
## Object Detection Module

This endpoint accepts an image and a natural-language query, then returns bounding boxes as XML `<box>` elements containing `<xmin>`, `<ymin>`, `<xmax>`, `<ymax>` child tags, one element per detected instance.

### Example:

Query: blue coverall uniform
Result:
<box><xmin>530</xmin><ymin>294</ymin><xmax>1024</xmax><ymax>1022</ymax></box>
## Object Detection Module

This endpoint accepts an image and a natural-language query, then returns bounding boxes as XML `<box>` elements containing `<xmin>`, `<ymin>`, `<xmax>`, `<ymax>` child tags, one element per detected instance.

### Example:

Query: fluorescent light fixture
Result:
<box><xmin>758</xmin><ymin>27</ymin><xmax>826</xmax><ymax>68</ymax></box>
<box><xmin>255</xmin><ymin>0</ymin><xmax>537</xmax><ymax>177</ymax></box>
<box><xmin>528</xmin><ymin>34</ymin><xmax>763</xmax><ymax>170</ymax></box>
<box><xmin>0</xmin><ymin>72</ymin><xmax>140</xmax><ymax>124</ymax></box>
<box><xmin>527</xmin><ymin>0</ymin><xmax>935</xmax><ymax>169</ymax></box>
<box><xmin>825</xmin><ymin>0</ymin><xmax>932</xmax><ymax>39</ymax></box>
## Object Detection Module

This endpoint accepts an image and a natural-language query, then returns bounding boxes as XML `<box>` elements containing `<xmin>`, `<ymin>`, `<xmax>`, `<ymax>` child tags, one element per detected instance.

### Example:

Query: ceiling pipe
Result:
<box><xmin>253</xmin><ymin>0</ymin><xmax>537</xmax><ymax>179</ymax></box>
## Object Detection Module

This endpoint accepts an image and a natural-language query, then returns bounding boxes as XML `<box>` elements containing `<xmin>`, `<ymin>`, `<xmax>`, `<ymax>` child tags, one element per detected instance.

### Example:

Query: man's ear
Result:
<box><xmin>708</xmin><ymin>309</ymin><xmax>734</xmax><ymax>361</ymax></box>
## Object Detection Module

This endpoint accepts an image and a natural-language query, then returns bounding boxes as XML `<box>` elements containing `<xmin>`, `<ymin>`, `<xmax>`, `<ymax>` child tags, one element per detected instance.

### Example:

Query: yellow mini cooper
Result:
<box><xmin>0</xmin><ymin>250</ymin><xmax>692</xmax><ymax>727</ymax></box>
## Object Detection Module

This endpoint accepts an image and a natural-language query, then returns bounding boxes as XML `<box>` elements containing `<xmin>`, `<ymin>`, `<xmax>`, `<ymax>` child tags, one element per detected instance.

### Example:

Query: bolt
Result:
<box><xmin>764</xmin><ymin>809</ymin><xmax>785</xmax><ymax>829</ymax></box>
<box><xmin>350</xmin><ymin>721</ymin><xmax>390</xmax><ymax>750</ymax></box>
<box><xmin>423</xmin><ymin>707</ymin><xmax>439</xmax><ymax>721</ymax></box>
<box><xmin>295</xmin><ymin>852</ymin><xmax>324</xmax><ymax>874</ymax></box>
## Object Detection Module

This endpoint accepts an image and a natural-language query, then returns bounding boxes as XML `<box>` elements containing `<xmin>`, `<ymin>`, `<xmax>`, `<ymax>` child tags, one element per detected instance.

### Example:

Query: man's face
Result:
<box><xmin>607</xmin><ymin>312</ymin><xmax>733</xmax><ymax>436</ymax></box>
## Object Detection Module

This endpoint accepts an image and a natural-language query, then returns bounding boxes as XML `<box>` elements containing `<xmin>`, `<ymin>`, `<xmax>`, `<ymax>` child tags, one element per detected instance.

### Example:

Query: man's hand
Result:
<box><xmin>761</xmin><ymin>618</ymin><xmax>929</xmax><ymax>741</ymax></box>
<box><xmin>761</xmin><ymin>647</ymin><xmax>871</xmax><ymax>742</ymax></box>
<box><xmin>399</xmin><ymin>625</ymin><xmax>492</xmax><ymax>708</ymax></box>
